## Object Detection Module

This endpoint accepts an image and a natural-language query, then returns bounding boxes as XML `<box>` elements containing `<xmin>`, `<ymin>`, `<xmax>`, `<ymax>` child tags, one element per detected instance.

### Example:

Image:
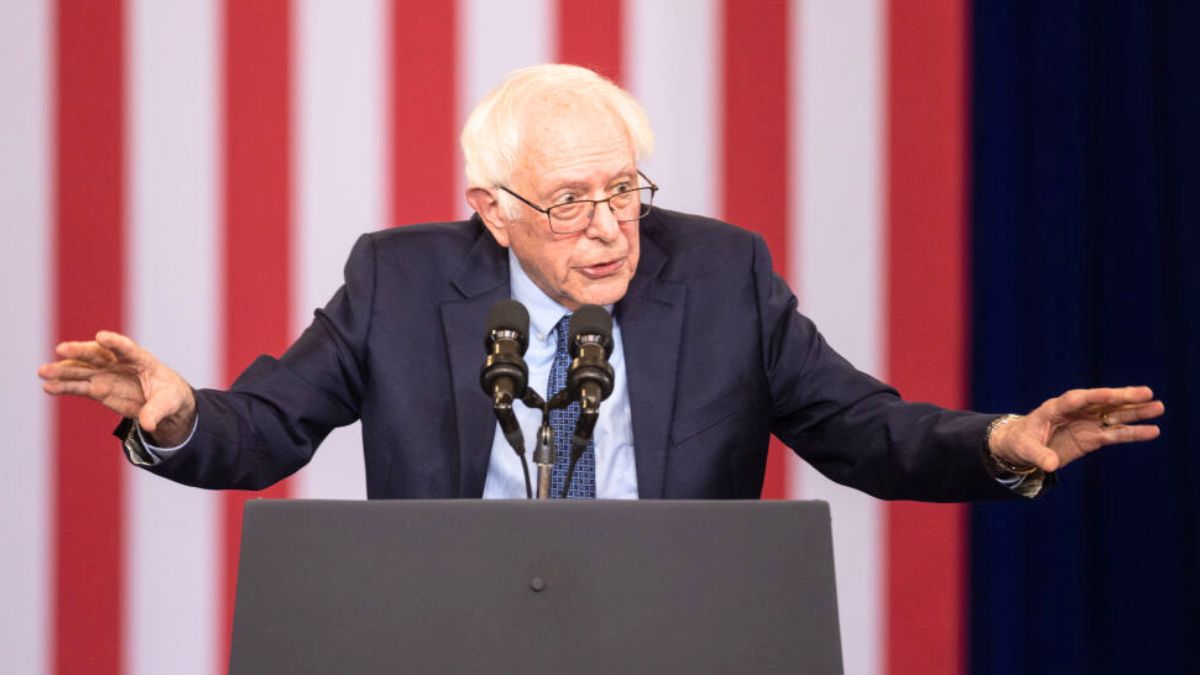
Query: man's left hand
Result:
<box><xmin>988</xmin><ymin>386</ymin><xmax>1165</xmax><ymax>473</ymax></box>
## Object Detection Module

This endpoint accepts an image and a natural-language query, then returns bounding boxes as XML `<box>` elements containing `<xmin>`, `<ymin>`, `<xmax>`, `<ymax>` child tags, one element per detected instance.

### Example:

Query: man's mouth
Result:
<box><xmin>578</xmin><ymin>258</ymin><xmax>625</xmax><ymax>279</ymax></box>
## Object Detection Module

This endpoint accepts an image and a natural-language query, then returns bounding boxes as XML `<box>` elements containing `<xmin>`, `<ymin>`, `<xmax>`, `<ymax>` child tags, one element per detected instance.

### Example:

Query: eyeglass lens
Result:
<box><xmin>548</xmin><ymin>187</ymin><xmax>654</xmax><ymax>231</ymax></box>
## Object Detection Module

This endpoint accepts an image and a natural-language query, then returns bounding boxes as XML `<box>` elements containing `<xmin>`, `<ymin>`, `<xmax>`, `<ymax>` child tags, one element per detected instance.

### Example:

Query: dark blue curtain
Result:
<box><xmin>969</xmin><ymin>1</ymin><xmax>1199</xmax><ymax>674</ymax></box>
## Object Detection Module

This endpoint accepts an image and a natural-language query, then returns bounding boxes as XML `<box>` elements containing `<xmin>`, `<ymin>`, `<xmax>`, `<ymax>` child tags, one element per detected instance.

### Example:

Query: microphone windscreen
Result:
<box><xmin>486</xmin><ymin>300</ymin><xmax>530</xmax><ymax>354</ymax></box>
<box><xmin>569</xmin><ymin>305</ymin><xmax>612</xmax><ymax>352</ymax></box>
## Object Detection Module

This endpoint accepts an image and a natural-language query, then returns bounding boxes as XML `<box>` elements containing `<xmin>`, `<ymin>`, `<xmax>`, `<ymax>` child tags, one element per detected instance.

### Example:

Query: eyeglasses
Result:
<box><xmin>499</xmin><ymin>171</ymin><xmax>659</xmax><ymax>235</ymax></box>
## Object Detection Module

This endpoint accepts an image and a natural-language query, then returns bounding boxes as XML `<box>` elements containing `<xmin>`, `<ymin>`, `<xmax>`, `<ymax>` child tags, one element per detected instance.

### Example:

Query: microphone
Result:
<box><xmin>546</xmin><ymin>304</ymin><xmax>615</xmax><ymax>411</ymax></box>
<box><xmin>554</xmin><ymin>304</ymin><xmax>615</xmax><ymax>497</ymax></box>
<box><xmin>566</xmin><ymin>304</ymin><xmax>615</xmax><ymax>412</ymax></box>
<box><xmin>481</xmin><ymin>300</ymin><xmax>529</xmax><ymax>401</ymax></box>
<box><xmin>480</xmin><ymin>299</ymin><xmax>533</xmax><ymax>498</ymax></box>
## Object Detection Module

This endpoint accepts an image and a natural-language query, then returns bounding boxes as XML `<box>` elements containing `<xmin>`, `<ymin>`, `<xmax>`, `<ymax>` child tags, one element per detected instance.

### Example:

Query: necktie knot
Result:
<box><xmin>555</xmin><ymin>314</ymin><xmax>571</xmax><ymax>355</ymax></box>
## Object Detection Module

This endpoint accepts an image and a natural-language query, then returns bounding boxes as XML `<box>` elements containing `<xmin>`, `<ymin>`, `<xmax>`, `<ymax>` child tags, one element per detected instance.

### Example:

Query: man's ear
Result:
<box><xmin>466</xmin><ymin>187</ymin><xmax>511</xmax><ymax>248</ymax></box>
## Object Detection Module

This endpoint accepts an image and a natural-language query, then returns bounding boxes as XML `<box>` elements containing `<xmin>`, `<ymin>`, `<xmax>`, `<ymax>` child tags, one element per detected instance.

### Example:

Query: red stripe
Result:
<box><xmin>53</xmin><ymin>1</ymin><xmax>125</xmax><ymax>672</ymax></box>
<box><xmin>885</xmin><ymin>1</ymin><xmax>968</xmax><ymax>673</ymax></box>
<box><xmin>721</xmin><ymin>0</ymin><xmax>791</xmax><ymax>499</ymax></box>
<box><xmin>390</xmin><ymin>0</ymin><xmax>458</xmax><ymax>225</ymax></box>
<box><xmin>556</xmin><ymin>0</ymin><xmax>623</xmax><ymax>84</ymax></box>
<box><xmin>221</xmin><ymin>1</ymin><xmax>293</xmax><ymax>669</ymax></box>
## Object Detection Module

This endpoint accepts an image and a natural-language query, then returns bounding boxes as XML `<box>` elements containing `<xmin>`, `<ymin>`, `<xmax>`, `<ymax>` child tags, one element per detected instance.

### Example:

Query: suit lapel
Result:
<box><xmin>440</xmin><ymin>223</ymin><xmax>509</xmax><ymax>497</ymax></box>
<box><xmin>616</xmin><ymin>227</ymin><xmax>685</xmax><ymax>499</ymax></box>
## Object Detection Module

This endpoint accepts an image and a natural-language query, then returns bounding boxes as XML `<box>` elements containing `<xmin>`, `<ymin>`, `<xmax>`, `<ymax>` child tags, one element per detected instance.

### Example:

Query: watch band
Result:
<box><xmin>983</xmin><ymin>414</ymin><xmax>1040</xmax><ymax>477</ymax></box>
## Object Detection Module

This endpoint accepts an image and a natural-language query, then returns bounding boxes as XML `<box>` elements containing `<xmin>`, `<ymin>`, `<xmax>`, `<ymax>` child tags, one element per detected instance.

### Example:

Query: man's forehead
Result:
<box><xmin>523</xmin><ymin>96</ymin><xmax>623</xmax><ymax>144</ymax></box>
<box><xmin>515</xmin><ymin>100</ymin><xmax>634</xmax><ymax>188</ymax></box>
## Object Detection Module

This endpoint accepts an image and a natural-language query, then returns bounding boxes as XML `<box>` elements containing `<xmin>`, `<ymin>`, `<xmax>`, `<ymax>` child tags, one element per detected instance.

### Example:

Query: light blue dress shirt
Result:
<box><xmin>481</xmin><ymin>251</ymin><xmax>639</xmax><ymax>499</ymax></box>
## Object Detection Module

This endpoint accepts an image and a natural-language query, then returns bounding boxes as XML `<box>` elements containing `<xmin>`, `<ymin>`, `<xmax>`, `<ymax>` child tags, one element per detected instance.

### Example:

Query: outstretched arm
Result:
<box><xmin>38</xmin><ymin>330</ymin><xmax>196</xmax><ymax>446</ymax></box>
<box><xmin>37</xmin><ymin>233</ymin><xmax>378</xmax><ymax>490</ymax></box>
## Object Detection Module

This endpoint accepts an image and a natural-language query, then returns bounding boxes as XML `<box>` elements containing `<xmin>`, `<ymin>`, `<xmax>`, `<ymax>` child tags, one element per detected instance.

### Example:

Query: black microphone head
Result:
<box><xmin>485</xmin><ymin>299</ymin><xmax>530</xmax><ymax>354</ymax></box>
<box><xmin>568</xmin><ymin>304</ymin><xmax>613</xmax><ymax>357</ymax></box>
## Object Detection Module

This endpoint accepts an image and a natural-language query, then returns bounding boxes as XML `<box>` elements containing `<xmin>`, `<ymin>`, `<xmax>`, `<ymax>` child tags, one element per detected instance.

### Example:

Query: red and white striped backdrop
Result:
<box><xmin>0</xmin><ymin>1</ymin><xmax>969</xmax><ymax>673</ymax></box>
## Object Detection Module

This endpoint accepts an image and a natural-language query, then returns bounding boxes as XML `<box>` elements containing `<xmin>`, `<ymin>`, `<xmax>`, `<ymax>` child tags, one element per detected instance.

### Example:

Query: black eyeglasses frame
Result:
<box><xmin>498</xmin><ymin>170</ymin><xmax>659</xmax><ymax>234</ymax></box>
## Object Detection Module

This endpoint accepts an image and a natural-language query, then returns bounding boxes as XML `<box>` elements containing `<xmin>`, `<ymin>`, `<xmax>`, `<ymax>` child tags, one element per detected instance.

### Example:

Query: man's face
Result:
<box><xmin>478</xmin><ymin>100</ymin><xmax>641</xmax><ymax>310</ymax></box>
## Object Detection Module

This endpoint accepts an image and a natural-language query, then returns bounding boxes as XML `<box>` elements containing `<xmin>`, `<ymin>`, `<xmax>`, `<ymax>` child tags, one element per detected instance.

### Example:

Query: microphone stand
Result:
<box><xmin>491</xmin><ymin>382</ymin><xmax>565</xmax><ymax>501</ymax></box>
<box><xmin>534</xmin><ymin>390</ymin><xmax>573</xmax><ymax>500</ymax></box>
<box><xmin>533</xmin><ymin>389</ymin><xmax>578</xmax><ymax>500</ymax></box>
<box><xmin>519</xmin><ymin>389</ymin><xmax>555</xmax><ymax>500</ymax></box>
<box><xmin>533</xmin><ymin>409</ymin><xmax>555</xmax><ymax>500</ymax></box>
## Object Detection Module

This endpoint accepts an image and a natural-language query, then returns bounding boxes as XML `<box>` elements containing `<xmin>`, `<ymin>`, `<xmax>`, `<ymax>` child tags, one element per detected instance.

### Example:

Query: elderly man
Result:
<box><xmin>39</xmin><ymin>64</ymin><xmax>1162</xmax><ymax>500</ymax></box>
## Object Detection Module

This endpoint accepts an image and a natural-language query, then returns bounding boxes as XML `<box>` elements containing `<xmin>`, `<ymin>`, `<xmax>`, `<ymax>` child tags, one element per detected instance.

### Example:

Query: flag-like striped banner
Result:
<box><xmin>0</xmin><ymin>1</ymin><xmax>968</xmax><ymax>673</ymax></box>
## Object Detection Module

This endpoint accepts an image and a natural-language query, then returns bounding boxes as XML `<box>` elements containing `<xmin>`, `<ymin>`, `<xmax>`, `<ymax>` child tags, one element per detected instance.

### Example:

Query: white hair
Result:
<box><xmin>461</xmin><ymin>63</ymin><xmax>655</xmax><ymax>215</ymax></box>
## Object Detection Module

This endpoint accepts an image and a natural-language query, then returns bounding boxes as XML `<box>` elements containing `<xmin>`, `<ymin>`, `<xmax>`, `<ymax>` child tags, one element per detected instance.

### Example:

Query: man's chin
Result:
<box><xmin>565</xmin><ymin>276</ymin><xmax>631</xmax><ymax>309</ymax></box>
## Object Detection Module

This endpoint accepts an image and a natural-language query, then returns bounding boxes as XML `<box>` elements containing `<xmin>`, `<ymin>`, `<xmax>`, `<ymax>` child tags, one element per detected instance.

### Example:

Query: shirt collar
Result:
<box><xmin>508</xmin><ymin>249</ymin><xmax>573</xmax><ymax>343</ymax></box>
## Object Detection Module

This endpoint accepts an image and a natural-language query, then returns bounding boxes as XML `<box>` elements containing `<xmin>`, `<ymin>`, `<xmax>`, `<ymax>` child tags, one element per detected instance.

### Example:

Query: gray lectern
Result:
<box><xmin>229</xmin><ymin>500</ymin><xmax>843</xmax><ymax>674</ymax></box>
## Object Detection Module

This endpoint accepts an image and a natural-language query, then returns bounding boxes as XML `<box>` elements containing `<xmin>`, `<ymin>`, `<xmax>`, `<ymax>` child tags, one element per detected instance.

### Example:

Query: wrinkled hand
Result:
<box><xmin>37</xmin><ymin>331</ymin><xmax>196</xmax><ymax>447</ymax></box>
<box><xmin>988</xmin><ymin>386</ymin><xmax>1164</xmax><ymax>473</ymax></box>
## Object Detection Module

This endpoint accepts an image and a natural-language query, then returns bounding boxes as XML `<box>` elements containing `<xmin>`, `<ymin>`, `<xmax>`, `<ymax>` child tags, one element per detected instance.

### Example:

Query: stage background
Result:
<box><xmin>969</xmin><ymin>2</ymin><xmax>1198</xmax><ymax>674</ymax></box>
<box><xmin>0</xmin><ymin>1</ymin><xmax>1193</xmax><ymax>674</ymax></box>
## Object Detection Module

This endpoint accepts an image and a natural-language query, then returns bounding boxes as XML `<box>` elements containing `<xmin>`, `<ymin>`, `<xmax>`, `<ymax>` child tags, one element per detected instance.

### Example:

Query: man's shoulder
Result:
<box><xmin>641</xmin><ymin>208</ymin><xmax>764</xmax><ymax>274</ymax></box>
<box><xmin>361</xmin><ymin>217</ymin><xmax>487</xmax><ymax>258</ymax></box>
<box><xmin>344</xmin><ymin>217</ymin><xmax>499</xmax><ymax>297</ymax></box>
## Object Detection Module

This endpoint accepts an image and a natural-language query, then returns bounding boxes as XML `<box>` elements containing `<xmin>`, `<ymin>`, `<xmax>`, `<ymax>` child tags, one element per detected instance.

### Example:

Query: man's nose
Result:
<box><xmin>585</xmin><ymin>200</ymin><xmax>621</xmax><ymax>241</ymax></box>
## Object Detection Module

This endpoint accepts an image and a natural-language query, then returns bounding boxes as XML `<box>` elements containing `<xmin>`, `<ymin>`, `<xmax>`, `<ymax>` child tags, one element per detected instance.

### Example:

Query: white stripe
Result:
<box><xmin>791</xmin><ymin>2</ymin><xmax>884</xmax><ymax>674</ymax></box>
<box><xmin>626</xmin><ymin>0</ymin><xmax>720</xmax><ymax>215</ymax></box>
<box><xmin>0</xmin><ymin>1</ymin><xmax>50</xmax><ymax>672</ymax></box>
<box><xmin>125</xmin><ymin>1</ymin><xmax>220</xmax><ymax>673</ymax></box>
<box><xmin>459</xmin><ymin>0</ymin><xmax>554</xmax><ymax>131</ymax></box>
<box><xmin>292</xmin><ymin>0</ymin><xmax>386</xmax><ymax>499</ymax></box>
<box><xmin>458</xmin><ymin>0</ymin><xmax>553</xmax><ymax>218</ymax></box>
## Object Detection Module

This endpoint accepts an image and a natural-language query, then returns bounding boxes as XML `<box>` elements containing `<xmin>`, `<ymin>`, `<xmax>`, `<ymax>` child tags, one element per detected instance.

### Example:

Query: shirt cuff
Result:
<box><xmin>992</xmin><ymin>470</ymin><xmax>1047</xmax><ymax>498</ymax></box>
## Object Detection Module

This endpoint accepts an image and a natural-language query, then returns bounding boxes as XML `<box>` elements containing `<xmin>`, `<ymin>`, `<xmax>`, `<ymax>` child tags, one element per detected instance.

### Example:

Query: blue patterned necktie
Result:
<box><xmin>549</xmin><ymin>315</ymin><xmax>597</xmax><ymax>498</ymax></box>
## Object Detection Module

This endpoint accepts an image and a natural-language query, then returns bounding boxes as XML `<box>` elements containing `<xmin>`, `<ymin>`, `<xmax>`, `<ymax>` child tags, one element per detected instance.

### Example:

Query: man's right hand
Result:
<box><xmin>38</xmin><ymin>330</ymin><xmax>197</xmax><ymax>447</ymax></box>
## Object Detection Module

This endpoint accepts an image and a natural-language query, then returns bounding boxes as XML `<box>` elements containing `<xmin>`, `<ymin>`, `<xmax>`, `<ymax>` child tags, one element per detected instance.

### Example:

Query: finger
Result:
<box><xmin>95</xmin><ymin>330</ymin><xmax>152</xmax><ymax>368</ymax></box>
<box><xmin>38</xmin><ymin>360</ymin><xmax>86</xmax><ymax>379</ymax></box>
<box><xmin>1013</xmin><ymin>434</ymin><xmax>1060</xmax><ymax>473</ymax></box>
<box><xmin>37</xmin><ymin>360</ymin><xmax>100</xmax><ymax>382</ymax></box>
<box><xmin>1096</xmin><ymin>424</ymin><xmax>1161</xmax><ymax>446</ymax></box>
<box><xmin>1056</xmin><ymin>386</ymin><xmax>1154</xmax><ymax>415</ymax></box>
<box><xmin>54</xmin><ymin>340</ymin><xmax>118</xmax><ymax>368</ymax></box>
<box><xmin>1103</xmin><ymin>401</ymin><xmax>1165</xmax><ymax>425</ymax></box>
<box><xmin>1084</xmin><ymin>385</ymin><xmax>1153</xmax><ymax>405</ymax></box>
<box><xmin>42</xmin><ymin>379</ymin><xmax>97</xmax><ymax>398</ymax></box>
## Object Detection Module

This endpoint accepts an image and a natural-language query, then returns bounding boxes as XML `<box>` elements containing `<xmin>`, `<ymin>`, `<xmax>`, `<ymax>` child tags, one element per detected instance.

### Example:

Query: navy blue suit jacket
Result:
<box><xmin>129</xmin><ymin>209</ymin><xmax>1013</xmax><ymax>501</ymax></box>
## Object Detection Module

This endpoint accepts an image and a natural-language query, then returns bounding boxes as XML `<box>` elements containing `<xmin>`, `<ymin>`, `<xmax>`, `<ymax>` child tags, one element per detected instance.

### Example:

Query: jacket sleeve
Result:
<box><xmin>750</xmin><ymin>234</ymin><xmax>1019</xmax><ymax>502</ymax></box>
<box><xmin>115</xmin><ymin>233</ymin><xmax>378</xmax><ymax>491</ymax></box>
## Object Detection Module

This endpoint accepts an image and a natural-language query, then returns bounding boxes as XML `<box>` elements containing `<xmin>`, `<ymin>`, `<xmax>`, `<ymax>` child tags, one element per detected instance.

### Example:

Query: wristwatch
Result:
<box><xmin>983</xmin><ymin>414</ymin><xmax>1040</xmax><ymax>477</ymax></box>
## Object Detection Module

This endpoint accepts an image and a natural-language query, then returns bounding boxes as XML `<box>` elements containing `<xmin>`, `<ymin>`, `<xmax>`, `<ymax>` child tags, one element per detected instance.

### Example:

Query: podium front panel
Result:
<box><xmin>230</xmin><ymin>499</ymin><xmax>843</xmax><ymax>674</ymax></box>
